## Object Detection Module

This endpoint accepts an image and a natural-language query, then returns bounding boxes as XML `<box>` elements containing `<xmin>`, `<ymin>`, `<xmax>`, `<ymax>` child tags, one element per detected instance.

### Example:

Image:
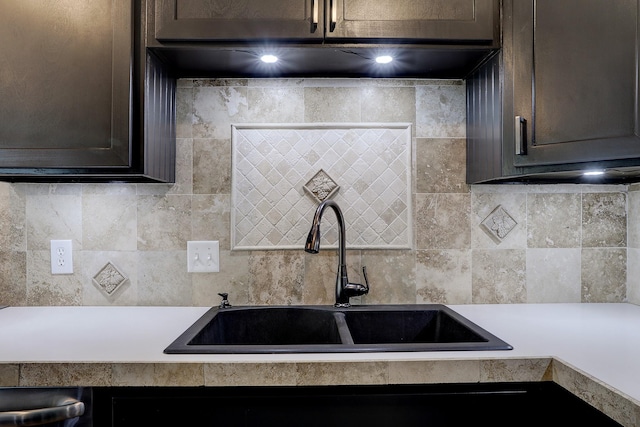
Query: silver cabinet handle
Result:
<box><xmin>515</xmin><ymin>116</ymin><xmax>526</xmax><ymax>155</ymax></box>
<box><xmin>329</xmin><ymin>0</ymin><xmax>337</xmax><ymax>32</ymax></box>
<box><xmin>0</xmin><ymin>398</ymin><xmax>84</xmax><ymax>426</ymax></box>
<box><xmin>311</xmin><ymin>0</ymin><xmax>319</xmax><ymax>32</ymax></box>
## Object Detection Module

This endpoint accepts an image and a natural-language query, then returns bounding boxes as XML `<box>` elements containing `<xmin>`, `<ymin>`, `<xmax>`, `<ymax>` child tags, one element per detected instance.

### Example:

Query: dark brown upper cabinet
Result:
<box><xmin>467</xmin><ymin>0</ymin><xmax>640</xmax><ymax>183</ymax></box>
<box><xmin>153</xmin><ymin>0</ymin><xmax>498</xmax><ymax>44</ymax></box>
<box><xmin>0</xmin><ymin>0</ymin><xmax>175</xmax><ymax>182</ymax></box>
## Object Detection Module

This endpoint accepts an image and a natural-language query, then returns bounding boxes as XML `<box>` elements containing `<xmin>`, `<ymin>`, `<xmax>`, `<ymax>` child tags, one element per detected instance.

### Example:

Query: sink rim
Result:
<box><xmin>163</xmin><ymin>304</ymin><xmax>513</xmax><ymax>354</ymax></box>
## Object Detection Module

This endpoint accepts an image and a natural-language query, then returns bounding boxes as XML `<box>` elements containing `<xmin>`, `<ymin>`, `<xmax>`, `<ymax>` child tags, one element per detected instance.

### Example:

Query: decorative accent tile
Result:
<box><xmin>303</xmin><ymin>169</ymin><xmax>339</xmax><ymax>203</ymax></box>
<box><xmin>231</xmin><ymin>124</ymin><xmax>412</xmax><ymax>250</ymax></box>
<box><xmin>93</xmin><ymin>262</ymin><xmax>127</xmax><ymax>295</ymax></box>
<box><xmin>480</xmin><ymin>205</ymin><xmax>517</xmax><ymax>243</ymax></box>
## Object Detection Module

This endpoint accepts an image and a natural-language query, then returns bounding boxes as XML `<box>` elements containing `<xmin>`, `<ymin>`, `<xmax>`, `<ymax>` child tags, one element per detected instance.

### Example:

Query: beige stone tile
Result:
<box><xmin>82</xmin><ymin>194</ymin><xmax>137</xmax><ymax>251</ymax></box>
<box><xmin>193</xmin><ymin>139</ymin><xmax>231</xmax><ymax>195</ymax></box>
<box><xmin>195</xmin><ymin>79</ymin><xmax>249</xmax><ymax>88</ymax></box>
<box><xmin>360</xmin><ymin>250</ymin><xmax>416</xmax><ymax>304</ymax></box>
<box><xmin>416</xmin><ymin>249</ymin><xmax>471</xmax><ymax>304</ymax></box>
<box><xmin>81</xmin><ymin>251</ymin><xmax>138</xmax><ymax>306</ymax></box>
<box><xmin>138</xmin><ymin>251</ymin><xmax>191</xmax><ymax>306</ymax></box>
<box><xmin>26</xmin><ymin>194</ymin><xmax>82</xmax><ymax>251</ymax></box>
<box><xmin>112</xmin><ymin>363</ymin><xmax>204</xmax><ymax>386</ymax></box>
<box><xmin>296</xmin><ymin>362</ymin><xmax>388</xmax><ymax>385</ymax></box>
<box><xmin>167</xmin><ymin>138</ymin><xmax>194</xmax><ymax>196</ymax></box>
<box><xmin>480</xmin><ymin>358</ymin><xmax>552</xmax><ymax>382</ymax></box>
<box><xmin>27</xmin><ymin>250</ymin><xmax>82</xmax><ymax>306</ymax></box>
<box><xmin>389</xmin><ymin>360</ymin><xmax>479</xmax><ymax>384</ymax></box>
<box><xmin>361</xmin><ymin>86</ymin><xmax>416</xmax><ymax>125</ymax></box>
<box><xmin>192</xmin><ymin>250</ymin><xmax>250</xmax><ymax>306</ymax></box>
<box><xmin>553</xmin><ymin>360</ymin><xmax>635</xmax><ymax>427</ymax></box>
<box><xmin>527</xmin><ymin>193</ymin><xmax>581</xmax><ymax>248</ymax></box>
<box><xmin>471</xmin><ymin>191</ymin><xmax>527</xmax><ymax>249</ymax></box>
<box><xmin>20</xmin><ymin>363</ymin><xmax>112</xmax><ymax>386</ymax></box>
<box><xmin>303</xmin><ymin>87</ymin><xmax>362</xmax><ymax>122</ymax></box>
<box><xmin>0</xmin><ymin>364</ymin><xmax>19</xmax><ymax>386</ymax></box>
<box><xmin>472</xmin><ymin>249</ymin><xmax>526</xmax><ymax>304</ymax></box>
<box><xmin>526</xmin><ymin>249</ymin><xmax>581</xmax><ymax>303</ymax></box>
<box><xmin>0</xmin><ymin>183</ymin><xmax>26</xmax><ymax>252</ymax></box>
<box><xmin>0</xmin><ymin>252</ymin><xmax>26</xmax><ymax>306</ymax></box>
<box><xmin>582</xmin><ymin>192</ymin><xmax>626</xmax><ymax>247</ymax></box>
<box><xmin>628</xmin><ymin>190</ymin><xmax>640</xmax><ymax>249</ymax></box>
<box><xmin>248</xmin><ymin>251</ymin><xmax>305</xmax><ymax>305</ymax></box>
<box><xmin>191</xmin><ymin>194</ymin><xmax>231</xmax><ymax>249</ymax></box>
<box><xmin>627</xmin><ymin>248</ymin><xmax>640</xmax><ymax>305</ymax></box>
<box><xmin>416</xmin><ymin>138</ymin><xmax>468</xmax><ymax>193</ymax></box>
<box><xmin>176</xmin><ymin>86</ymin><xmax>194</xmax><ymax>139</ymax></box>
<box><xmin>137</xmin><ymin>195</ymin><xmax>191</xmax><ymax>251</ymax></box>
<box><xmin>204</xmin><ymin>363</ymin><xmax>297</xmax><ymax>386</ymax></box>
<box><xmin>193</xmin><ymin>86</ymin><xmax>249</xmax><ymax>139</ymax></box>
<box><xmin>416</xmin><ymin>83</ymin><xmax>466</xmax><ymax>138</ymax></box>
<box><xmin>416</xmin><ymin>193</ymin><xmax>471</xmax><ymax>250</ymax></box>
<box><xmin>581</xmin><ymin>248</ymin><xmax>626</xmax><ymax>303</ymax></box>
<box><xmin>247</xmin><ymin>86</ymin><xmax>305</xmax><ymax>123</ymax></box>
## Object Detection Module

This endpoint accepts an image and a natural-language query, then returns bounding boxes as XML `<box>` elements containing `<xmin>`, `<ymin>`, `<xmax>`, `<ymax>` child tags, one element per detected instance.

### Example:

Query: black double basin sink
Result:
<box><xmin>164</xmin><ymin>305</ymin><xmax>512</xmax><ymax>354</ymax></box>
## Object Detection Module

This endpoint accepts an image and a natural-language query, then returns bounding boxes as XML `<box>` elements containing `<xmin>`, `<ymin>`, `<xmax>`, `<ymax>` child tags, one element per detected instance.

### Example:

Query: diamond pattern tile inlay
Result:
<box><xmin>92</xmin><ymin>262</ymin><xmax>127</xmax><ymax>295</ymax></box>
<box><xmin>303</xmin><ymin>169</ymin><xmax>340</xmax><ymax>203</ymax></box>
<box><xmin>231</xmin><ymin>124</ymin><xmax>412</xmax><ymax>250</ymax></box>
<box><xmin>480</xmin><ymin>205</ymin><xmax>518</xmax><ymax>243</ymax></box>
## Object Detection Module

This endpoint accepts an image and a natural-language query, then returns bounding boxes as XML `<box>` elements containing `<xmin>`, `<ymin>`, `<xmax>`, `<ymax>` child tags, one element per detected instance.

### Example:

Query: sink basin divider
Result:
<box><xmin>333</xmin><ymin>312</ymin><xmax>354</xmax><ymax>345</ymax></box>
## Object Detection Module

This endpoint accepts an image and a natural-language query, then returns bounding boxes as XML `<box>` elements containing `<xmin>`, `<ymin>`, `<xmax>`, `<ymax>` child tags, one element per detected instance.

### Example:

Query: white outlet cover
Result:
<box><xmin>187</xmin><ymin>241</ymin><xmax>220</xmax><ymax>273</ymax></box>
<box><xmin>50</xmin><ymin>240</ymin><xmax>73</xmax><ymax>275</ymax></box>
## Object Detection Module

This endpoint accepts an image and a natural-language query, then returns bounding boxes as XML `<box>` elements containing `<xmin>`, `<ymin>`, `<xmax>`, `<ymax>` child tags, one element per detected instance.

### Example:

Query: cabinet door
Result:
<box><xmin>0</xmin><ymin>0</ymin><xmax>132</xmax><ymax>170</ymax></box>
<box><xmin>326</xmin><ymin>0</ymin><xmax>497</xmax><ymax>43</ymax></box>
<box><xmin>154</xmin><ymin>0</ymin><xmax>324</xmax><ymax>42</ymax></box>
<box><xmin>512</xmin><ymin>0</ymin><xmax>640</xmax><ymax>168</ymax></box>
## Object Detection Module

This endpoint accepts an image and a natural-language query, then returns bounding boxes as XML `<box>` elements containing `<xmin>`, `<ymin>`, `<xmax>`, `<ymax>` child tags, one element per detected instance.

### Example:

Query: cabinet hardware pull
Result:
<box><xmin>311</xmin><ymin>0</ymin><xmax>319</xmax><ymax>32</ymax></box>
<box><xmin>515</xmin><ymin>116</ymin><xmax>527</xmax><ymax>155</ymax></box>
<box><xmin>329</xmin><ymin>0</ymin><xmax>337</xmax><ymax>32</ymax></box>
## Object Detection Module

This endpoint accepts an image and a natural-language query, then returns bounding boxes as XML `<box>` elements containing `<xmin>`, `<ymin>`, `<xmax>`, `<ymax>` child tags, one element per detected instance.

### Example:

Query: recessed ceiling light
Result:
<box><xmin>260</xmin><ymin>54</ymin><xmax>278</xmax><ymax>63</ymax></box>
<box><xmin>375</xmin><ymin>55</ymin><xmax>393</xmax><ymax>64</ymax></box>
<box><xmin>583</xmin><ymin>170</ymin><xmax>605</xmax><ymax>176</ymax></box>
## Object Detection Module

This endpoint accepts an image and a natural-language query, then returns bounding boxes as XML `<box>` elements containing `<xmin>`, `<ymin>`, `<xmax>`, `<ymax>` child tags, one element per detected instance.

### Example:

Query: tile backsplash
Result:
<box><xmin>0</xmin><ymin>78</ymin><xmax>637</xmax><ymax>307</ymax></box>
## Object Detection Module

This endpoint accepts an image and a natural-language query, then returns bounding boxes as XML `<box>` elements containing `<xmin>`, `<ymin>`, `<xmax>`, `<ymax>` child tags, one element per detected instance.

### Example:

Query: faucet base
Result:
<box><xmin>334</xmin><ymin>302</ymin><xmax>351</xmax><ymax>308</ymax></box>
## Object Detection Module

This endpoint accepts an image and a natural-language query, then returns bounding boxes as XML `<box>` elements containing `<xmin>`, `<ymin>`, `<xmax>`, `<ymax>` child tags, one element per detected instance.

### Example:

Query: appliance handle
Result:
<box><xmin>0</xmin><ymin>398</ymin><xmax>85</xmax><ymax>426</ymax></box>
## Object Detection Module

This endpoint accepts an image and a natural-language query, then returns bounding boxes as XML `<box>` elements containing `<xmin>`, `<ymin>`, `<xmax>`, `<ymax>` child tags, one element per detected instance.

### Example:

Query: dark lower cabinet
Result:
<box><xmin>91</xmin><ymin>383</ymin><xmax>621</xmax><ymax>427</ymax></box>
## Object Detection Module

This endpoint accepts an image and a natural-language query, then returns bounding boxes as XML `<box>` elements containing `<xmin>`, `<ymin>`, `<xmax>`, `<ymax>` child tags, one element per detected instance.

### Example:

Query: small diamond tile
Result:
<box><xmin>480</xmin><ymin>205</ymin><xmax>518</xmax><ymax>244</ymax></box>
<box><xmin>92</xmin><ymin>262</ymin><xmax>127</xmax><ymax>296</ymax></box>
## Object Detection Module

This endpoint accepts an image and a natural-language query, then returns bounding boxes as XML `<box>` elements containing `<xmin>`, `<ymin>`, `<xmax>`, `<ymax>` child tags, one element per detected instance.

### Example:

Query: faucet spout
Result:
<box><xmin>304</xmin><ymin>200</ymin><xmax>369</xmax><ymax>307</ymax></box>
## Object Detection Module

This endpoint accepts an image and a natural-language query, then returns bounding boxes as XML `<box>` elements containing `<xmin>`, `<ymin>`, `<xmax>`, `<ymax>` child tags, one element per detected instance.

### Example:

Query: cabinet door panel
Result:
<box><xmin>0</xmin><ymin>0</ymin><xmax>132</xmax><ymax>169</ymax></box>
<box><xmin>327</xmin><ymin>0</ymin><xmax>497</xmax><ymax>43</ymax></box>
<box><xmin>513</xmin><ymin>0</ymin><xmax>640</xmax><ymax>167</ymax></box>
<box><xmin>155</xmin><ymin>0</ymin><xmax>324</xmax><ymax>41</ymax></box>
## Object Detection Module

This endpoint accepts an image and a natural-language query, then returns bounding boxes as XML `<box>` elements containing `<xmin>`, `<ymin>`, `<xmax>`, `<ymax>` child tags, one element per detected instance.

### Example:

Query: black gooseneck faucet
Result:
<box><xmin>304</xmin><ymin>200</ymin><xmax>369</xmax><ymax>307</ymax></box>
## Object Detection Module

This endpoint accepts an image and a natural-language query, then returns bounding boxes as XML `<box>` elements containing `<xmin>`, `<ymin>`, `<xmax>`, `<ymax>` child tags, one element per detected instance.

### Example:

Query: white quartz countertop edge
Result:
<box><xmin>1</xmin><ymin>303</ymin><xmax>639</xmax><ymax>404</ymax></box>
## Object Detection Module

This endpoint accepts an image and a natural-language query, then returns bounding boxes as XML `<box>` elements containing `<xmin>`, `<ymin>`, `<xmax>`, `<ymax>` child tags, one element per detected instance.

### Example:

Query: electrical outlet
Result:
<box><xmin>50</xmin><ymin>240</ymin><xmax>73</xmax><ymax>275</ymax></box>
<box><xmin>187</xmin><ymin>241</ymin><xmax>219</xmax><ymax>273</ymax></box>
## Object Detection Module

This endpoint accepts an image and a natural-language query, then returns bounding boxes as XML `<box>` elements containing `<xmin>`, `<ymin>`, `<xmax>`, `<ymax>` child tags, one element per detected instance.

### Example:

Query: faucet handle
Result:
<box><xmin>344</xmin><ymin>266</ymin><xmax>370</xmax><ymax>298</ymax></box>
<box><xmin>362</xmin><ymin>266</ymin><xmax>370</xmax><ymax>291</ymax></box>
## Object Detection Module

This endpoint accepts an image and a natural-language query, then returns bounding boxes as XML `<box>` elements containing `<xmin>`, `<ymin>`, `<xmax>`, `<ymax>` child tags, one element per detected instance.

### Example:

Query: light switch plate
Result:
<box><xmin>51</xmin><ymin>240</ymin><xmax>73</xmax><ymax>274</ymax></box>
<box><xmin>187</xmin><ymin>241</ymin><xmax>220</xmax><ymax>273</ymax></box>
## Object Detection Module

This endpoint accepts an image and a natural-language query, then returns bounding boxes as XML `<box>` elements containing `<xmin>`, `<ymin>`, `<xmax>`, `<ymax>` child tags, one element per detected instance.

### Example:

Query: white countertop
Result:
<box><xmin>1</xmin><ymin>303</ymin><xmax>639</xmax><ymax>403</ymax></box>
